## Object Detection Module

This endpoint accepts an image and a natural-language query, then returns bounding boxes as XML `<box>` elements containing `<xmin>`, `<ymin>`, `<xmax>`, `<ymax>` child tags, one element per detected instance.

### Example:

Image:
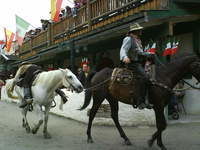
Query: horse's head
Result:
<box><xmin>59</xmin><ymin>68</ymin><xmax>83</xmax><ymax>93</ymax></box>
<box><xmin>189</xmin><ymin>57</ymin><xmax>200</xmax><ymax>82</ymax></box>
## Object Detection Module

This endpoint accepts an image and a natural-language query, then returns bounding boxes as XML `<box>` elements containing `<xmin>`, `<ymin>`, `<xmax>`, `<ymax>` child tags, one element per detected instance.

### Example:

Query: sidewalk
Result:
<box><xmin>2</xmin><ymin>87</ymin><xmax>200</xmax><ymax>126</ymax></box>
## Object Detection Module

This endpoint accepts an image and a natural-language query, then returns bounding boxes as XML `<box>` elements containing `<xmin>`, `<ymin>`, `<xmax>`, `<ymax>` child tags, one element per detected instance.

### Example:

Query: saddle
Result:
<box><xmin>109</xmin><ymin>68</ymin><xmax>140</xmax><ymax>101</ymax></box>
<box><xmin>16</xmin><ymin>70</ymin><xmax>43</xmax><ymax>87</ymax></box>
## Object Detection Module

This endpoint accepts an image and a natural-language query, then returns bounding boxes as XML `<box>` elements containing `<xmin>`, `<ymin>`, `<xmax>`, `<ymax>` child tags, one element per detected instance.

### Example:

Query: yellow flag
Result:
<box><xmin>51</xmin><ymin>0</ymin><xmax>63</xmax><ymax>22</ymax></box>
<box><xmin>4</xmin><ymin>28</ymin><xmax>15</xmax><ymax>52</ymax></box>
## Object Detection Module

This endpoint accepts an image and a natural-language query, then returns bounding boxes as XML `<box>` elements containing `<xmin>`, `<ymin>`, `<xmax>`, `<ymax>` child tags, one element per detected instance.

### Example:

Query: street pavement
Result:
<box><xmin>0</xmin><ymin>101</ymin><xmax>200</xmax><ymax>150</ymax></box>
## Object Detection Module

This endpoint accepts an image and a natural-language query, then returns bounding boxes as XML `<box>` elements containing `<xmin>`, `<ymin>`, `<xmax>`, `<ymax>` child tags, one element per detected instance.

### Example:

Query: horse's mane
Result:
<box><xmin>157</xmin><ymin>53</ymin><xmax>198</xmax><ymax>76</ymax></box>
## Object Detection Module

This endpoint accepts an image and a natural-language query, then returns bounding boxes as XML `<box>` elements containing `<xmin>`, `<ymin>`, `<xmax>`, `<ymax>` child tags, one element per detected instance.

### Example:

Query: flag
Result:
<box><xmin>51</xmin><ymin>0</ymin><xmax>63</xmax><ymax>22</ymax></box>
<box><xmin>171</xmin><ymin>42</ymin><xmax>179</xmax><ymax>55</ymax></box>
<box><xmin>4</xmin><ymin>28</ymin><xmax>15</xmax><ymax>52</ymax></box>
<box><xmin>162</xmin><ymin>42</ymin><xmax>172</xmax><ymax>56</ymax></box>
<box><xmin>16</xmin><ymin>15</ymin><xmax>31</xmax><ymax>45</ymax></box>
<box><xmin>144</xmin><ymin>44</ymin><xmax>149</xmax><ymax>52</ymax></box>
<box><xmin>0</xmin><ymin>40</ymin><xmax>5</xmax><ymax>45</ymax></box>
<box><xmin>147</xmin><ymin>43</ymin><xmax>156</xmax><ymax>54</ymax></box>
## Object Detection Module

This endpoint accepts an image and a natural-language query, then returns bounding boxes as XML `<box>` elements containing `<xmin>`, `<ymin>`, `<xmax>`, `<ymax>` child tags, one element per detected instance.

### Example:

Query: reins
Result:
<box><xmin>83</xmin><ymin>78</ymin><xmax>111</xmax><ymax>92</ymax></box>
<box><xmin>154</xmin><ymin>55</ymin><xmax>200</xmax><ymax>91</ymax></box>
<box><xmin>181</xmin><ymin>80</ymin><xmax>200</xmax><ymax>90</ymax></box>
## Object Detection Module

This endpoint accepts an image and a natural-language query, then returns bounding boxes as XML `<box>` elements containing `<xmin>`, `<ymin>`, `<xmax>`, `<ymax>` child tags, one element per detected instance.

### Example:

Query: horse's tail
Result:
<box><xmin>79</xmin><ymin>72</ymin><xmax>96</xmax><ymax>111</ymax></box>
<box><xmin>6</xmin><ymin>84</ymin><xmax>19</xmax><ymax>100</ymax></box>
<box><xmin>79</xmin><ymin>89</ymin><xmax>92</xmax><ymax>110</ymax></box>
<box><xmin>7</xmin><ymin>88</ymin><xmax>19</xmax><ymax>99</ymax></box>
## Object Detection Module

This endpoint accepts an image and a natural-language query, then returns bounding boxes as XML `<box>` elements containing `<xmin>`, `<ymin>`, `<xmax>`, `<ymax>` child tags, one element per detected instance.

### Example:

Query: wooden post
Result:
<box><xmin>87</xmin><ymin>0</ymin><xmax>92</xmax><ymax>31</ymax></box>
<box><xmin>47</xmin><ymin>23</ymin><xmax>52</xmax><ymax>46</ymax></box>
<box><xmin>30</xmin><ymin>39</ymin><xmax>33</xmax><ymax>52</ymax></box>
<box><xmin>168</xmin><ymin>21</ymin><xmax>173</xmax><ymax>36</ymax></box>
<box><xmin>70</xmin><ymin>40</ymin><xmax>75</xmax><ymax>73</ymax></box>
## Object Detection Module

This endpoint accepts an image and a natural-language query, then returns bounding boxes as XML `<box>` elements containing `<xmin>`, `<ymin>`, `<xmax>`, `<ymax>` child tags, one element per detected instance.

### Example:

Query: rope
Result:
<box><xmin>83</xmin><ymin>78</ymin><xmax>111</xmax><ymax>91</ymax></box>
<box><xmin>182</xmin><ymin>80</ymin><xmax>200</xmax><ymax>90</ymax></box>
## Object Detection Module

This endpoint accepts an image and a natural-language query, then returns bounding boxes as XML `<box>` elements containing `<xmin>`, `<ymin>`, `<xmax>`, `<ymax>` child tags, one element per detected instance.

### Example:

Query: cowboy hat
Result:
<box><xmin>129</xmin><ymin>23</ymin><xmax>143</xmax><ymax>32</ymax></box>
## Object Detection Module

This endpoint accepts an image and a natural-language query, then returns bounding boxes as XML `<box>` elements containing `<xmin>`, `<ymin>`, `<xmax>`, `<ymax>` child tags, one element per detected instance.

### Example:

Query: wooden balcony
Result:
<box><xmin>19</xmin><ymin>0</ymin><xmax>169</xmax><ymax>58</ymax></box>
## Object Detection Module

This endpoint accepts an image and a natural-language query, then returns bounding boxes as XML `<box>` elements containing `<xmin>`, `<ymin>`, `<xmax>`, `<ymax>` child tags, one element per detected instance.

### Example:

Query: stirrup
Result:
<box><xmin>19</xmin><ymin>98</ymin><xmax>33</xmax><ymax>108</ymax></box>
<box><xmin>62</xmin><ymin>96</ymin><xmax>68</xmax><ymax>104</ymax></box>
<box><xmin>146</xmin><ymin>104</ymin><xmax>153</xmax><ymax>109</ymax></box>
<box><xmin>138</xmin><ymin>103</ymin><xmax>146</xmax><ymax>110</ymax></box>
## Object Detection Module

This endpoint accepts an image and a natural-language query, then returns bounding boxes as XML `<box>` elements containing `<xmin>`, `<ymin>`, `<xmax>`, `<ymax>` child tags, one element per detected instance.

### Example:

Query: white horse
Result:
<box><xmin>6</xmin><ymin>68</ymin><xmax>83</xmax><ymax>138</ymax></box>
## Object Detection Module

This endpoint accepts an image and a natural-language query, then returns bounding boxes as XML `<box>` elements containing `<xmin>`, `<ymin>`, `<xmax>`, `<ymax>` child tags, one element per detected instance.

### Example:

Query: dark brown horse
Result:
<box><xmin>79</xmin><ymin>54</ymin><xmax>200</xmax><ymax>150</ymax></box>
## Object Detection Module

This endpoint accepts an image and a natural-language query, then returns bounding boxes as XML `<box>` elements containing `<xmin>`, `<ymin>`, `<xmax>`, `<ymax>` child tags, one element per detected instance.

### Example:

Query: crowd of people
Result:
<box><xmin>24</xmin><ymin>0</ymin><xmax>88</xmax><ymax>42</ymax></box>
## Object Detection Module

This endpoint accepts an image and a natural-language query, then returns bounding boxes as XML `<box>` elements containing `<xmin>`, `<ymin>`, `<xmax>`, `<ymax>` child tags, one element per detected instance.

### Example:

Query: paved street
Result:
<box><xmin>0</xmin><ymin>101</ymin><xmax>200</xmax><ymax>150</ymax></box>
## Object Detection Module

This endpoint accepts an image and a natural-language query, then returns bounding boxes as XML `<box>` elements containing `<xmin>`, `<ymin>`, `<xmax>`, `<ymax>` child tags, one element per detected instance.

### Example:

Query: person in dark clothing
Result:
<box><xmin>96</xmin><ymin>52</ymin><xmax>114</xmax><ymax>72</ymax></box>
<box><xmin>11</xmin><ymin>62</ymin><xmax>68</xmax><ymax>108</ymax></box>
<box><xmin>120</xmin><ymin>23</ymin><xmax>153</xmax><ymax>109</ymax></box>
<box><xmin>78</xmin><ymin>64</ymin><xmax>91</xmax><ymax>87</ymax></box>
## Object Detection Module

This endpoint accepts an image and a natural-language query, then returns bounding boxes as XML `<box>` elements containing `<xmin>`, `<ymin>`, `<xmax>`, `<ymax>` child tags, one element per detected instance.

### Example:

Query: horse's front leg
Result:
<box><xmin>43</xmin><ymin>104</ymin><xmax>51</xmax><ymax>139</ymax></box>
<box><xmin>148</xmin><ymin>107</ymin><xmax>167</xmax><ymax>150</ymax></box>
<box><xmin>21</xmin><ymin>107</ymin><xmax>31</xmax><ymax>133</ymax></box>
<box><xmin>32</xmin><ymin>105</ymin><xmax>43</xmax><ymax>134</ymax></box>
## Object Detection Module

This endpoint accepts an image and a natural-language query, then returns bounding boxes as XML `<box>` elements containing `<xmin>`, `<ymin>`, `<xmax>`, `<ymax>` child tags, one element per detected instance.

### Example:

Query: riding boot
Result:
<box><xmin>137</xmin><ymin>83</ymin><xmax>153</xmax><ymax>110</ymax></box>
<box><xmin>135</xmin><ymin>64</ymin><xmax>153</xmax><ymax>109</ymax></box>
<box><xmin>19</xmin><ymin>87</ymin><xmax>33</xmax><ymax>108</ymax></box>
<box><xmin>55</xmin><ymin>89</ymin><xmax>68</xmax><ymax>104</ymax></box>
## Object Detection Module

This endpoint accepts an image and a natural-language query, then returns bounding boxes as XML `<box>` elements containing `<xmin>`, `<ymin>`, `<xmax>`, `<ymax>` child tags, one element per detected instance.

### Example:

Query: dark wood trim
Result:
<box><xmin>174</xmin><ymin>0</ymin><xmax>200</xmax><ymax>3</ymax></box>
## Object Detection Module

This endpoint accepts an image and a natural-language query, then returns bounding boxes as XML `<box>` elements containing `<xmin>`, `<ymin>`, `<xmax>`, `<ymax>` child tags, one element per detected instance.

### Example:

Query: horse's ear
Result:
<box><xmin>59</xmin><ymin>68</ymin><xmax>66</xmax><ymax>74</ymax></box>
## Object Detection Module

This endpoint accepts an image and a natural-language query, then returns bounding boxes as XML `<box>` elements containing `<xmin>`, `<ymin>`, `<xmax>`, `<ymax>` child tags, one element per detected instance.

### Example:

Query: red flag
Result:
<box><xmin>171</xmin><ymin>42</ymin><xmax>179</xmax><ymax>55</ymax></box>
<box><xmin>4</xmin><ymin>28</ymin><xmax>15</xmax><ymax>52</ymax></box>
<box><xmin>0</xmin><ymin>40</ymin><xmax>5</xmax><ymax>45</ymax></box>
<box><xmin>163</xmin><ymin>42</ymin><xmax>172</xmax><ymax>56</ymax></box>
<box><xmin>147</xmin><ymin>43</ymin><xmax>156</xmax><ymax>54</ymax></box>
<box><xmin>144</xmin><ymin>44</ymin><xmax>149</xmax><ymax>52</ymax></box>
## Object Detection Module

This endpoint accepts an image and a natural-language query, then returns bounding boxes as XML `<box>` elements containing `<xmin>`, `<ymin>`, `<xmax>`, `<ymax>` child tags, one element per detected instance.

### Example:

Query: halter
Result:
<box><xmin>61</xmin><ymin>69</ymin><xmax>79</xmax><ymax>91</ymax></box>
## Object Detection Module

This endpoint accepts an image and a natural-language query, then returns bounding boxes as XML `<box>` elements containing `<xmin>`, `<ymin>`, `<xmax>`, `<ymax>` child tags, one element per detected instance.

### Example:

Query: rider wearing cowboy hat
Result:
<box><xmin>120</xmin><ymin>23</ymin><xmax>153</xmax><ymax>109</ymax></box>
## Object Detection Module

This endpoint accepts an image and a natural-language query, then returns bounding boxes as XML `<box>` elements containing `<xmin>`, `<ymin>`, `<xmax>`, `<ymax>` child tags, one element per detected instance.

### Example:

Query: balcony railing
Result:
<box><xmin>20</xmin><ymin>0</ymin><xmax>168</xmax><ymax>57</ymax></box>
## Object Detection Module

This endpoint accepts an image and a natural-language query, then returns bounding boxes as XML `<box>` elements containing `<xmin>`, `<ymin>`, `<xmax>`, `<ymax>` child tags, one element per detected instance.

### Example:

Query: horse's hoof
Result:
<box><xmin>147</xmin><ymin>139</ymin><xmax>154</xmax><ymax>147</ymax></box>
<box><xmin>87</xmin><ymin>138</ymin><xmax>94</xmax><ymax>143</ymax></box>
<box><xmin>25</xmin><ymin>126</ymin><xmax>31</xmax><ymax>133</ymax></box>
<box><xmin>161</xmin><ymin>146</ymin><xmax>167</xmax><ymax>150</ymax></box>
<box><xmin>32</xmin><ymin>128</ymin><xmax>37</xmax><ymax>134</ymax></box>
<box><xmin>124</xmin><ymin>139</ymin><xmax>132</xmax><ymax>145</ymax></box>
<box><xmin>44</xmin><ymin>132</ymin><xmax>51</xmax><ymax>139</ymax></box>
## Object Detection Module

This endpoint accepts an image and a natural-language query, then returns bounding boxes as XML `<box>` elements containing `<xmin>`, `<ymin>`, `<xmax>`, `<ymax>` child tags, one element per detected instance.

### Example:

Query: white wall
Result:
<box><xmin>173</xmin><ymin>33</ymin><xmax>200</xmax><ymax>114</ymax></box>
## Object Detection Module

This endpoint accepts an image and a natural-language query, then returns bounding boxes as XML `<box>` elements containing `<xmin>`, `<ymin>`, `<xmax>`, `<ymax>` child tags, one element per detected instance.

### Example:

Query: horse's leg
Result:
<box><xmin>43</xmin><ymin>105</ymin><xmax>51</xmax><ymax>139</ymax></box>
<box><xmin>32</xmin><ymin>105</ymin><xmax>43</xmax><ymax>134</ymax></box>
<box><xmin>87</xmin><ymin>92</ymin><xmax>104</xmax><ymax>143</ymax></box>
<box><xmin>21</xmin><ymin>107</ymin><xmax>31</xmax><ymax>133</ymax></box>
<box><xmin>107</xmin><ymin>96</ymin><xmax>132</xmax><ymax>145</ymax></box>
<box><xmin>148</xmin><ymin>108</ymin><xmax>167</xmax><ymax>150</ymax></box>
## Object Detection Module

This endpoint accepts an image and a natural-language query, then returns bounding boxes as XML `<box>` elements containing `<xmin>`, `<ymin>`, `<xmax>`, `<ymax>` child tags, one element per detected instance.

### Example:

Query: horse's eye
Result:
<box><xmin>68</xmin><ymin>76</ymin><xmax>72</xmax><ymax>79</ymax></box>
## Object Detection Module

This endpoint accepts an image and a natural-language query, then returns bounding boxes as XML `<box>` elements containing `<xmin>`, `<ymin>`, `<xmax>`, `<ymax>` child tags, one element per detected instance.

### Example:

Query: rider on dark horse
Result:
<box><xmin>11</xmin><ymin>62</ymin><xmax>68</xmax><ymax>108</ymax></box>
<box><xmin>120</xmin><ymin>23</ymin><xmax>153</xmax><ymax>109</ymax></box>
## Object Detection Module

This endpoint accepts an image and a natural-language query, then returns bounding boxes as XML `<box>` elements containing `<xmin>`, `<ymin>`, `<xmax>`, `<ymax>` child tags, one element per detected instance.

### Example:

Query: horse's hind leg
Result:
<box><xmin>107</xmin><ymin>96</ymin><xmax>132</xmax><ymax>145</ymax></box>
<box><xmin>32</xmin><ymin>105</ymin><xmax>43</xmax><ymax>135</ymax></box>
<box><xmin>21</xmin><ymin>107</ymin><xmax>31</xmax><ymax>133</ymax></box>
<box><xmin>43</xmin><ymin>105</ymin><xmax>51</xmax><ymax>139</ymax></box>
<box><xmin>148</xmin><ymin>108</ymin><xmax>167</xmax><ymax>150</ymax></box>
<box><xmin>87</xmin><ymin>92</ymin><xmax>104</xmax><ymax>143</ymax></box>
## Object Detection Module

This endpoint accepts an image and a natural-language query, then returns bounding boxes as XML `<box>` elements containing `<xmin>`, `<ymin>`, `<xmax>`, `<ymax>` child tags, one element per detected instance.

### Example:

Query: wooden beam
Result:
<box><xmin>174</xmin><ymin>0</ymin><xmax>200</xmax><ymax>3</ymax></box>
